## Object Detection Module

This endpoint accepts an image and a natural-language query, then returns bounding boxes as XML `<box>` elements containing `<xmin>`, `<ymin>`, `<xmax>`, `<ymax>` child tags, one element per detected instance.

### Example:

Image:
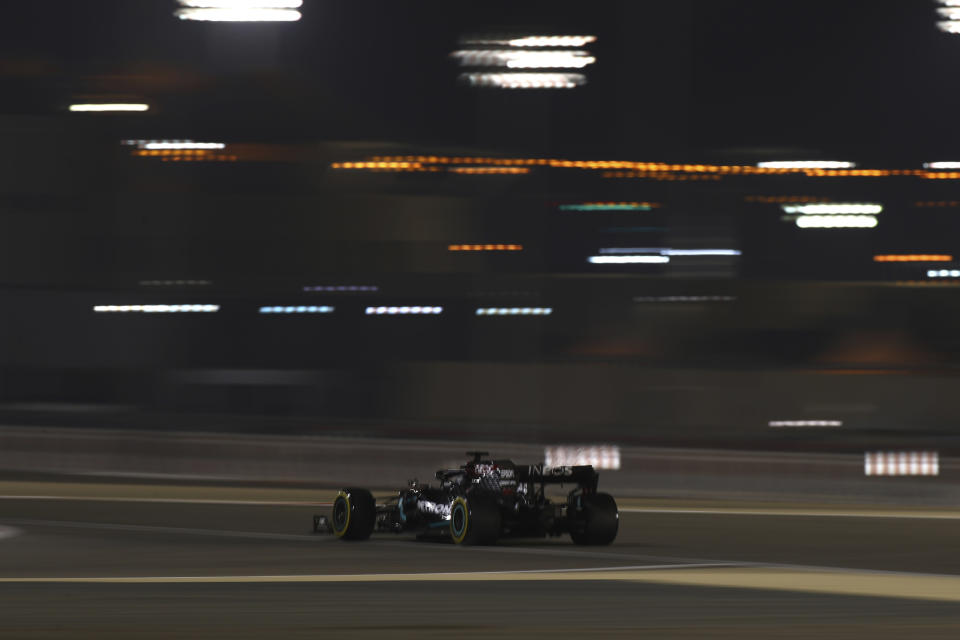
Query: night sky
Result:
<box><xmin>1</xmin><ymin>1</ymin><xmax>956</xmax><ymax>159</ymax></box>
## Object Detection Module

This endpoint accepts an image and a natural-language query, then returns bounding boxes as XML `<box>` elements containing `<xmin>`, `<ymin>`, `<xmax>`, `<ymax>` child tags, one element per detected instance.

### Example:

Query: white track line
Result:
<box><xmin>0</xmin><ymin>496</ymin><xmax>330</xmax><ymax>507</ymax></box>
<box><xmin>0</xmin><ymin>563</ymin><xmax>740</xmax><ymax>584</ymax></box>
<box><xmin>622</xmin><ymin>507</ymin><xmax>960</xmax><ymax>520</ymax></box>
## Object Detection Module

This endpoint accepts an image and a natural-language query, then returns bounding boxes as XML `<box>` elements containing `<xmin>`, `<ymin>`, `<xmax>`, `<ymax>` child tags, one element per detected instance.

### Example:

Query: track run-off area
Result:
<box><xmin>3</xmin><ymin>481</ymin><xmax>960</xmax><ymax>638</ymax></box>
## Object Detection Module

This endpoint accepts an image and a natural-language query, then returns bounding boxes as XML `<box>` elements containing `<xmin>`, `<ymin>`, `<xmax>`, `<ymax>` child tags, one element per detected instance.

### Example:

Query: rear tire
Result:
<box><xmin>331</xmin><ymin>488</ymin><xmax>376</xmax><ymax>541</ymax></box>
<box><xmin>450</xmin><ymin>495</ymin><xmax>501</xmax><ymax>545</ymax></box>
<box><xmin>570</xmin><ymin>492</ymin><xmax>619</xmax><ymax>545</ymax></box>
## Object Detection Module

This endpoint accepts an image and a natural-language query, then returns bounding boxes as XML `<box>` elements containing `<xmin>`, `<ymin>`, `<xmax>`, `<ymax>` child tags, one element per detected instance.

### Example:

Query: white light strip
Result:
<box><xmin>174</xmin><ymin>8</ymin><xmax>301</xmax><ymax>20</ymax></box>
<box><xmin>451</xmin><ymin>50</ymin><xmax>596</xmax><ymax>69</ymax></box>
<box><xmin>461</xmin><ymin>36</ymin><xmax>597</xmax><ymax>48</ymax></box>
<box><xmin>796</xmin><ymin>215</ymin><xmax>878</xmax><ymax>229</ymax></box>
<box><xmin>364</xmin><ymin>306</ymin><xmax>443</xmax><ymax>315</ymax></box>
<box><xmin>782</xmin><ymin>203</ymin><xmax>883</xmax><ymax>215</ymax></box>
<box><xmin>545</xmin><ymin>445</ymin><xmax>620</xmax><ymax>470</ymax></box>
<box><xmin>928</xmin><ymin>269</ymin><xmax>960</xmax><ymax>278</ymax></box>
<box><xmin>93</xmin><ymin>305</ymin><xmax>219</xmax><ymax>313</ymax></box>
<box><xmin>864</xmin><ymin>452</ymin><xmax>939</xmax><ymax>477</ymax></box>
<box><xmin>142</xmin><ymin>141</ymin><xmax>225</xmax><ymax>150</ymax></box>
<box><xmin>924</xmin><ymin>162</ymin><xmax>960</xmax><ymax>169</ymax></box>
<box><xmin>508</xmin><ymin>36</ymin><xmax>597</xmax><ymax>47</ymax></box>
<box><xmin>634</xmin><ymin>296</ymin><xmax>736</xmax><ymax>303</ymax></box>
<box><xmin>588</xmin><ymin>255</ymin><xmax>670</xmax><ymax>264</ymax></box>
<box><xmin>259</xmin><ymin>306</ymin><xmax>334</xmax><ymax>314</ymax></box>
<box><xmin>757</xmin><ymin>161</ymin><xmax>856</xmax><ymax>169</ymax></box>
<box><xmin>598</xmin><ymin>248</ymin><xmax>741</xmax><ymax>257</ymax></box>
<box><xmin>461</xmin><ymin>72</ymin><xmax>586</xmax><ymax>89</ymax></box>
<box><xmin>663</xmin><ymin>249</ymin><xmax>742</xmax><ymax>257</ymax></box>
<box><xmin>475</xmin><ymin>307</ymin><xmax>553</xmax><ymax>316</ymax></box>
<box><xmin>69</xmin><ymin>104</ymin><xmax>149</xmax><ymax>112</ymax></box>
<box><xmin>769</xmin><ymin>420</ymin><xmax>843</xmax><ymax>428</ymax></box>
<box><xmin>938</xmin><ymin>21</ymin><xmax>960</xmax><ymax>33</ymax></box>
<box><xmin>177</xmin><ymin>0</ymin><xmax>302</xmax><ymax>7</ymax></box>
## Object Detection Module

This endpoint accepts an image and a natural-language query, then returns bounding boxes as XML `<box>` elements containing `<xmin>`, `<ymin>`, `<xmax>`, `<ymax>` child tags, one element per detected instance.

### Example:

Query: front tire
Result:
<box><xmin>449</xmin><ymin>495</ymin><xmax>501</xmax><ymax>545</ymax></box>
<box><xmin>570</xmin><ymin>492</ymin><xmax>619</xmax><ymax>546</ymax></box>
<box><xmin>331</xmin><ymin>488</ymin><xmax>376</xmax><ymax>541</ymax></box>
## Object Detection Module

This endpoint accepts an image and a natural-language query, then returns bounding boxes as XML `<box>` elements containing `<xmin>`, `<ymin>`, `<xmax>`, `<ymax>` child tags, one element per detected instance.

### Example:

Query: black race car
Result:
<box><xmin>313</xmin><ymin>451</ymin><xmax>618</xmax><ymax>545</ymax></box>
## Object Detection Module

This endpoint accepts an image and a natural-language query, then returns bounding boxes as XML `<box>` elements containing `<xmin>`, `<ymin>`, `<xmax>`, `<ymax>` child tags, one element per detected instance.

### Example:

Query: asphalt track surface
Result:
<box><xmin>3</xmin><ymin>486</ymin><xmax>960</xmax><ymax>638</ymax></box>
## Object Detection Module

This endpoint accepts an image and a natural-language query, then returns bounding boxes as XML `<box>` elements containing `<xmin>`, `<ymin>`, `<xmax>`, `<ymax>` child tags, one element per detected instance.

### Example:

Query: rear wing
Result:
<box><xmin>516</xmin><ymin>464</ymin><xmax>598</xmax><ymax>491</ymax></box>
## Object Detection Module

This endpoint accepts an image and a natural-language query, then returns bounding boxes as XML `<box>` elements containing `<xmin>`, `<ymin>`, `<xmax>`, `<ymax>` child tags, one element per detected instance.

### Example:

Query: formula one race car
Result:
<box><xmin>313</xmin><ymin>451</ymin><xmax>618</xmax><ymax>545</ymax></box>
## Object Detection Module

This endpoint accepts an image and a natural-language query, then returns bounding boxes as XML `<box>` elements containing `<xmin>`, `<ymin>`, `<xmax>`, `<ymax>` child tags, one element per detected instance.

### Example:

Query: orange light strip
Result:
<box><xmin>448</xmin><ymin>166</ymin><xmax>530</xmax><ymax>175</ymax></box>
<box><xmin>448</xmin><ymin>244</ymin><xmax>523</xmax><ymax>252</ymax></box>
<box><xmin>331</xmin><ymin>156</ymin><xmax>960</xmax><ymax>180</ymax></box>
<box><xmin>331</xmin><ymin>161</ymin><xmax>426</xmax><ymax>171</ymax></box>
<box><xmin>915</xmin><ymin>201</ymin><xmax>960</xmax><ymax>207</ymax></box>
<box><xmin>136</xmin><ymin>149</ymin><xmax>211</xmax><ymax>157</ymax></box>
<box><xmin>873</xmin><ymin>255</ymin><xmax>953</xmax><ymax>262</ymax></box>
<box><xmin>160</xmin><ymin>155</ymin><xmax>237</xmax><ymax>162</ymax></box>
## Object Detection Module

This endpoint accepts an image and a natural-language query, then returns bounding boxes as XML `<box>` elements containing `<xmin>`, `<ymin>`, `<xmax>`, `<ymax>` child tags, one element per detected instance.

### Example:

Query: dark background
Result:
<box><xmin>1</xmin><ymin>0</ymin><xmax>959</xmax><ymax>449</ymax></box>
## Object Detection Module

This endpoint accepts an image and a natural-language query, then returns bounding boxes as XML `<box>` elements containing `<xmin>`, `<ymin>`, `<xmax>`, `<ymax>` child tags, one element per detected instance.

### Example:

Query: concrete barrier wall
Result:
<box><xmin>1</xmin><ymin>426</ymin><xmax>957</xmax><ymax>506</ymax></box>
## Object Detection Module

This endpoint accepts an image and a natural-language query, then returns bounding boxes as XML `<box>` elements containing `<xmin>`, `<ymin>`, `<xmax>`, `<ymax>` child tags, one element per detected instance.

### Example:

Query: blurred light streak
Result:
<box><xmin>174</xmin><ymin>8</ymin><xmax>301</xmax><ymax>21</ymax></box>
<box><xmin>915</xmin><ymin>201</ymin><xmax>960</xmax><ymax>207</ymax></box>
<box><xmin>782</xmin><ymin>203</ymin><xmax>883</xmax><ymax>215</ymax></box>
<box><xmin>448</xmin><ymin>166</ymin><xmax>530</xmax><ymax>175</ymax></box>
<box><xmin>461</xmin><ymin>36</ymin><xmax>597</xmax><ymax>48</ymax></box>
<box><xmin>559</xmin><ymin>202</ymin><xmax>658</xmax><ymax>211</ymax></box>
<box><xmin>331</xmin><ymin>161</ymin><xmax>425</xmax><ymax>171</ymax></box>
<box><xmin>924</xmin><ymin>162</ymin><xmax>960</xmax><ymax>169</ymax></box>
<box><xmin>588</xmin><ymin>255</ymin><xmax>670</xmax><ymax>264</ymax></box>
<box><xmin>545</xmin><ymin>445</ymin><xmax>620</xmax><ymax>470</ymax></box>
<box><xmin>93</xmin><ymin>305</ymin><xmax>218</xmax><ymax>313</ymax></box>
<box><xmin>927</xmin><ymin>269</ymin><xmax>960</xmax><ymax>278</ymax></box>
<box><xmin>874</xmin><ymin>255</ymin><xmax>952</xmax><ymax>262</ymax></box>
<box><xmin>664</xmin><ymin>249</ymin><xmax>742</xmax><ymax>257</ymax></box>
<box><xmin>510</xmin><ymin>36</ymin><xmax>597</xmax><ymax>47</ymax></box>
<box><xmin>634</xmin><ymin>296</ymin><xmax>736</xmax><ymax>302</ymax></box>
<box><xmin>602</xmin><ymin>171</ymin><xmax>723</xmax><ymax>181</ymax></box>
<box><xmin>921</xmin><ymin>171</ymin><xmax>960</xmax><ymax>179</ymax></box>
<box><xmin>598</xmin><ymin>248</ymin><xmax>740</xmax><ymax>256</ymax></box>
<box><xmin>139</xmin><ymin>280</ymin><xmax>212</xmax><ymax>286</ymax></box>
<box><xmin>451</xmin><ymin>50</ymin><xmax>595</xmax><ymax>69</ymax></box>
<box><xmin>69</xmin><ymin>104</ymin><xmax>149</xmax><ymax>112</ymax></box>
<box><xmin>757</xmin><ymin>161</ymin><xmax>856</xmax><ymax>169</ymax></box>
<box><xmin>769</xmin><ymin>420</ymin><xmax>842</xmax><ymax>428</ymax></box>
<box><xmin>142</xmin><ymin>141</ymin><xmax>225</xmax><ymax>150</ymax></box>
<box><xmin>449</xmin><ymin>244</ymin><xmax>523</xmax><ymax>251</ymax></box>
<box><xmin>864</xmin><ymin>452</ymin><xmax>939</xmax><ymax>476</ymax></box>
<box><xmin>475</xmin><ymin>307</ymin><xmax>552</xmax><ymax>316</ymax></box>
<box><xmin>795</xmin><ymin>215</ymin><xmax>878</xmax><ymax>228</ymax></box>
<box><xmin>177</xmin><ymin>0</ymin><xmax>302</xmax><ymax>7</ymax></box>
<box><xmin>259</xmin><ymin>306</ymin><xmax>334</xmax><ymax>314</ymax></box>
<box><xmin>364</xmin><ymin>306</ymin><xmax>443</xmax><ymax>315</ymax></box>
<box><xmin>461</xmin><ymin>72</ymin><xmax>586</xmax><ymax>89</ymax></box>
<box><xmin>599</xmin><ymin>247</ymin><xmax>665</xmax><ymax>254</ymax></box>
<box><xmin>303</xmin><ymin>285</ymin><xmax>378</xmax><ymax>292</ymax></box>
